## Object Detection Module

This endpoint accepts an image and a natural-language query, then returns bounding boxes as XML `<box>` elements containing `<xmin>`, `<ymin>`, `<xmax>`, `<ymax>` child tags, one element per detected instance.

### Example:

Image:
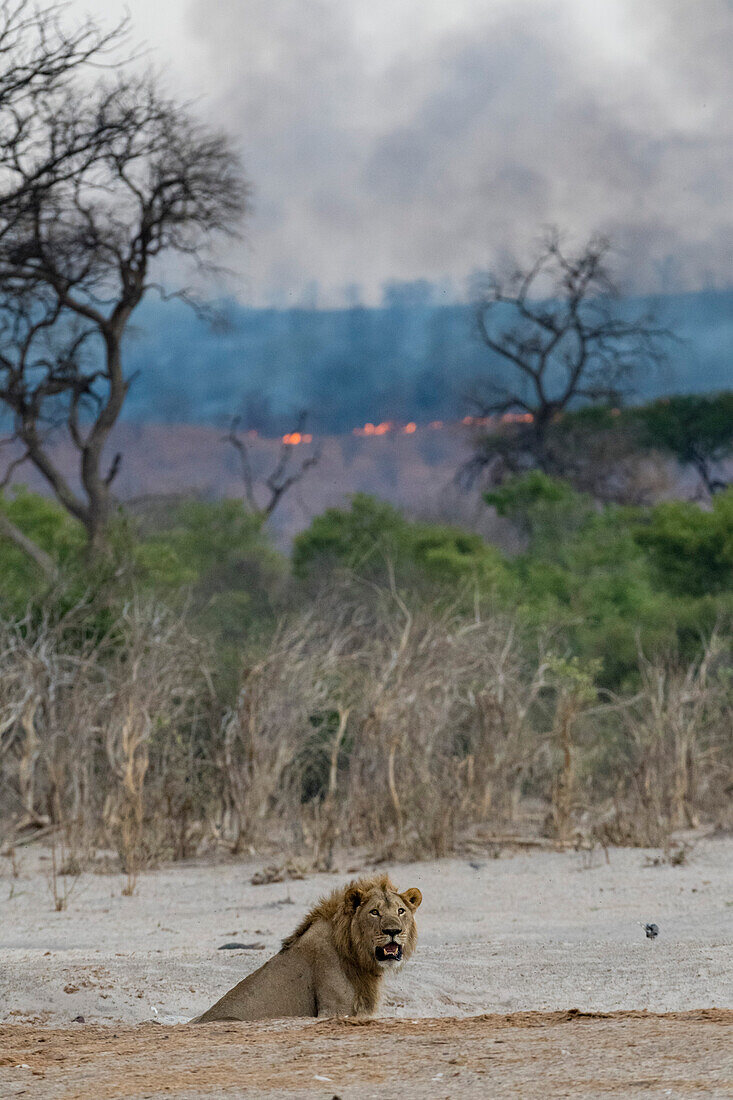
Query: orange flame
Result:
<box><xmin>279</xmin><ymin>413</ymin><xmax>535</xmax><ymax>444</ymax></box>
<box><xmin>353</xmin><ymin>420</ymin><xmax>395</xmax><ymax>437</ymax></box>
<box><xmin>282</xmin><ymin>432</ymin><xmax>313</xmax><ymax>445</ymax></box>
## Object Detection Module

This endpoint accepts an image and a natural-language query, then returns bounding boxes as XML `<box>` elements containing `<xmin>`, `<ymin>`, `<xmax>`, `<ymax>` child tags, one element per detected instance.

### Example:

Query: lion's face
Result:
<box><xmin>346</xmin><ymin>883</ymin><xmax>422</xmax><ymax>973</ymax></box>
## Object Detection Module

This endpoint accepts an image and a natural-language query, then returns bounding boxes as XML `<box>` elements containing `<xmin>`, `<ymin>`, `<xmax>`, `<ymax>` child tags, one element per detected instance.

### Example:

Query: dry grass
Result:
<box><xmin>0</xmin><ymin>588</ymin><xmax>731</xmax><ymax>875</ymax></box>
<box><xmin>589</xmin><ymin>636</ymin><xmax>733</xmax><ymax>845</ymax></box>
<box><xmin>0</xmin><ymin>600</ymin><xmax>214</xmax><ymax>887</ymax></box>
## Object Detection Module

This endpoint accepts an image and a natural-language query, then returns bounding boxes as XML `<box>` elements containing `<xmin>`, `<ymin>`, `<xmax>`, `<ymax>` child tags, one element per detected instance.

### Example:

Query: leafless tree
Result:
<box><xmin>0</xmin><ymin>1</ymin><xmax>127</xmax><ymax>577</ymax></box>
<box><xmin>0</xmin><ymin>1</ymin><xmax>127</xmax><ymax>214</ymax></box>
<box><xmin>0</xmin><ymin>5</ymin><xmax>248</xmax><ymax>566</ymax></box>
<box><xmin>470</xmin><ymin>229</ymin><xmax>670</xmax><ymax>474</ymax></box>
<box><xmin>225</xmin><ymin>412</ymin><xmax>321</xmax><ymax>520</ymax></box>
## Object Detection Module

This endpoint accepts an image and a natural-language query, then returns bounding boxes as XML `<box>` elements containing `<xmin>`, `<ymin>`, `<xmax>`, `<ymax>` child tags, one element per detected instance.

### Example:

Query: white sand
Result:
<box><xmin>1</xmin><ymin>837</ymin><xmax>731</xmax><ymax>1027</ymax></box>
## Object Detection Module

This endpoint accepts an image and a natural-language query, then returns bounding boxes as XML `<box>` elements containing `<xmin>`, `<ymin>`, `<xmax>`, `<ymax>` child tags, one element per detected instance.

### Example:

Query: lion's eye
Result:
<box><xmin>398</xmin><ymin>907</ymin><xmax>405</xmax><ymax>915</ymax></box>
<box><xmin>369</xmin><ymin>908</ymin><xmax>380</xmax><ymax>916</ymax></box>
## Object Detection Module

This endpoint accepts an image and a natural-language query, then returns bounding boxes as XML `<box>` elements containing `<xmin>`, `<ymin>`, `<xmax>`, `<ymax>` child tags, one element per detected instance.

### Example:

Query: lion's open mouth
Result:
<box><xmin>375</xmin><ymin>943</ymin><xmax>403</xmax><ymax>963</ymax></box>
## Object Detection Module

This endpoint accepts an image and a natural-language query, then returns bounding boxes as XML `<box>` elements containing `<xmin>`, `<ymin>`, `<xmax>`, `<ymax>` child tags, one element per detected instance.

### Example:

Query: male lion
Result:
<box><xmin>194</xmin><ymin>873</ymin><xmax>422</xmax><ymax>1021</ymax></box>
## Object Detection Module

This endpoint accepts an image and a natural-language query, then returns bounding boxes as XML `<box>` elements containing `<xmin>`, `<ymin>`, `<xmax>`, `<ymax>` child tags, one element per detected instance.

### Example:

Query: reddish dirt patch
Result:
<box><xmin>1</xmin><ymin>1009</ymin><xmax>732</xmax><ymax>1099</ymax></box>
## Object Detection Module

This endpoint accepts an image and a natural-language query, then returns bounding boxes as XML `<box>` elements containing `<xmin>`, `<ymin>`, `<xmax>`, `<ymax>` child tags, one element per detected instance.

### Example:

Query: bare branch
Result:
<box><xmin>470</xmin><ymin>227</ymin><xmax>672</xmax><ymax>473</ymax></box>
<box><xmin>0</xmin><ymin>26</ymin><xmax>250</xmax><ymax>555</ymax></box>
<box><xmin>0</xmin><ymin>438</ymin><xmax>27</xmax><ymax>490</ymax></box>
<box><xmin>224</xmin><ymin>416</ymin><xmax>258</xmax><ymax>513</ymax></box>
<box><xmin>226</xmin><ymin>412</ymin><xmax>322</xmax><ymax>520</ymax></box>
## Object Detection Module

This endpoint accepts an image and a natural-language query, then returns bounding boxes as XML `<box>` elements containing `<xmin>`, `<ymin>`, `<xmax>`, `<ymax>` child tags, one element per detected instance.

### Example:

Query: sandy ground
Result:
<box><xmin>2</xmin><ymin>837</ymin><xmax>732</xmax><ymax>1026</ymax></box>
<box><xmin>2</xmin><ymin>1011</ymin><xmax>732</xmax><ymax>1099</ymax></box>
<box><xmin>1</xmin><ymin>837</ymin><xmax>732</xmax><ymax>1097</ymax></box>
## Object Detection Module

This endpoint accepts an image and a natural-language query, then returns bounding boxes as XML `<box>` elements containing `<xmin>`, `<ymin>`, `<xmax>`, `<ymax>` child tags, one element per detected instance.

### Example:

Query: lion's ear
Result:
<box><xmin>401</xmin><ymin>887</ymin><xmax>422</xmax><ymax>910</ymax></box>
<box><xmin>344</xmin><ymin>884</ymin><xmax>363</xmax><ymax>911</ymax></box>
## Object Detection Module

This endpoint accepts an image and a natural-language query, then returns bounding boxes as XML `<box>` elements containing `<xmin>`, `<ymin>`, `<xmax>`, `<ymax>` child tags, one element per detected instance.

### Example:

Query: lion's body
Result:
<box><xmin>195</xmin><ymin>918</ymin><xmax>369</xmax><ymax>1021</ymax></box>
<box><xmin>194</xmin><ymin>873</ymin><xmax>421</xmax><ymax>1022</ymax></box>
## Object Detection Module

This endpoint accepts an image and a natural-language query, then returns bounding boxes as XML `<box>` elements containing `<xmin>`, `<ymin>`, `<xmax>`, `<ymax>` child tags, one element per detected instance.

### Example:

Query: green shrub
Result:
<box><xmin>635</xmin><ymin>392</ymin><xmax>733</xmax><ymax>471</ymax></box>
<box><xmin>485</xmin><ymin>472</ymin><xmax>730</xmax><ymax>686</ymax></box>
<box><xmin>0</xmin><ymin>488</ymin><xmax>85</xmax><ymax>613</ymax></box>
<box><xmin>634</xmin><ymin>490</ymin><xmax>733</xmax><ymax>597</ymax></box>
<box><xmin>293</xmin><ymin>492</ymin><xmax>508</xmax><ymax>593</ymax></box>
<box><xmin>133</xmin><ymin>498</ymin><xmax>289</xmax><ymax>680</ymax></box>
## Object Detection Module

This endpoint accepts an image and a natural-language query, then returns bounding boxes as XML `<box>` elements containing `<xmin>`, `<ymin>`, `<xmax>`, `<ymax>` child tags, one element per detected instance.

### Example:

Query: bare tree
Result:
<box><xmin>0</xmin><ymin>1</ymin><xmax>126</xmax><ymax>215</ymax></box>
<box><xmin>470</xmin><ymin>229</ymin><xmax>670</xmax><ymax>473</ymax></box>
<box><xmin>0</xmin><ymin>1</ymin><xmax>127</xmax><ymax>577</ymax></box>
<box><xmin>225</xmin><ymin>412</ymin><xmax>321</xmax><ymax>520</ymax></box>
<box><xmin>0</xmin><ymin>7</ymin><xmax>248</xmax><ymax>563</ymax></box>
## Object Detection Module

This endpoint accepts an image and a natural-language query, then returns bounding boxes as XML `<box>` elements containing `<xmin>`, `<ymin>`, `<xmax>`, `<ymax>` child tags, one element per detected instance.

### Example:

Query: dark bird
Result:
<box><xmin>643</xmin><ymin>923</ymin><xmax>659</xmax><ymax>939</ymax></box>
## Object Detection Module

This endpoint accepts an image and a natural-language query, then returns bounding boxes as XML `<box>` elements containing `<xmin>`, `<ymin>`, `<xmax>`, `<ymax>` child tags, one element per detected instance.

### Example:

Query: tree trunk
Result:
<box><xmin>532</xmin><ymin>409</ymin><xmax>553</xmax><ymax>471</ymax></box>
<box><xmin>79</xmin><ymin>326</ymin><xmax>130</xmax><ymax>557</ymax></box>
<box><xmin>692</xmin><ymin>453</ymin><xmax>728</xmax><ymax>497</ymax></box>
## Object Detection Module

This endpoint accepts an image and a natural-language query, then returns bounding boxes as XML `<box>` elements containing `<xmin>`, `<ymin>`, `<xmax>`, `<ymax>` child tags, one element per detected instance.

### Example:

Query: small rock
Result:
<box><xmin>72</xmin><ymin>1015</ymin><xmax>85</xmax><ymax>1024</ymax></box>
<box><xmin>218</xmin><ymin>942</ymin><xmax>265</xmax><ymax>951</ymax></box>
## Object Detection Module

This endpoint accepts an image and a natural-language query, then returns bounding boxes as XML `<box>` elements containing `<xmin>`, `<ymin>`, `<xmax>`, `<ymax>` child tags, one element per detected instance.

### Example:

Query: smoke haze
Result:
<box><xmin>70</xmin><ymin>0</ymin><xmax>733</xmax><ymax>304</ymax></box>
<box><xmin>186</xmin><ymin>0</ymin><xmax>733</xmax><ymax>303</ymax></box>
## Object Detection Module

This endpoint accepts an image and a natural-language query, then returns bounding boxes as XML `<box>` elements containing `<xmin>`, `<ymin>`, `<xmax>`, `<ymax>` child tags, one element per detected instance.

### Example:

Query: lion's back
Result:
<box><xmin>195</xmin><ymin>947</ymin><xmax>315</xmax><ymax>1022</ymax></box>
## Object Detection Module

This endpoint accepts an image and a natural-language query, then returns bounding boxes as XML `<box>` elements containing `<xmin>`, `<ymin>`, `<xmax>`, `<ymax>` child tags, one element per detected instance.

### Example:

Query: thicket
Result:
<box><xmin>1</xmin><ymin>459</ymin><xmax>731</xmax><ymax>873</ymax></box>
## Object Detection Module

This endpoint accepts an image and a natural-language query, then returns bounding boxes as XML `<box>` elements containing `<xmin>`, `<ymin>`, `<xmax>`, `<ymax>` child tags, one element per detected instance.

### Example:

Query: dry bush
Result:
<box><xmin>338</xmin><ymin>600</ymin><xmax>551</xmax><ymax>857</ymax></box>
<box><xmin>0</xmin><ymin>600</ymin><xmax>214</xmax><ymax>883</ymax></box>
<box><xmin>1</xmin><ymin>590</ymin><xmax>730</xmax><ymax>869</ymax></box>
<box><xmin>217</xmin><ymin>616</ymin><xmax>332</xmax><ymax>854</ymax></box>
<box><xmin>211</xmin><ymin>584</ymin><xmax>555</xmax><ymax>859</ymax></box>
<box><xmin>566</xmin><ymin>634</ymin><xmax>733</xmax><ymax>847</ymax></box>
<box><xmin>0</xmin><ymin>605</ymin><xmax>105</xmax><ymax>843</ymax></box>
<box><xmin>102</xmin><ymin>603</ymin><xmax>212</xmax><ymax>892</ymax></box>
<box><xmin>215</xmin><ymin>597</ymin><xmax>381</xmax><ymax>858</ymax></box>
<box><xmin>603</xmin><ymin>636</ymin><xmax>732</xmax><ymax>841</ymax></box>
<box><xmin>214</xmin><ymin>590</ymin><xmax>732</xmax><ymax>858</ymax></box>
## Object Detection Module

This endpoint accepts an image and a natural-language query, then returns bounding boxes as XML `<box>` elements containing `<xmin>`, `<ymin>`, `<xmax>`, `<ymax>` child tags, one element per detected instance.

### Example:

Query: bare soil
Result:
<box><xmin>1</xmin><ymin>1010</ymin><xmax>732</xmax><ymax>1099</ymax></box>
<box><xmin>3</xmin><ymin>839</ymin><xmax>733</xmax><ymax>1027</ymax></box>
<box><xmin>2</xmin><ymin>839</ymin><xmax>732</xmax><ymax>1097</ymax></box>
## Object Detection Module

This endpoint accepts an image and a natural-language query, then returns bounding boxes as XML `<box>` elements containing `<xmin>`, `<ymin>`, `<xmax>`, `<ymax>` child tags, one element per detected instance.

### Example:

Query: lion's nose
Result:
<box><xmin>382</xmin><ymin>927</ymin><xmax>401</xmax><ymax>938</ymax></box>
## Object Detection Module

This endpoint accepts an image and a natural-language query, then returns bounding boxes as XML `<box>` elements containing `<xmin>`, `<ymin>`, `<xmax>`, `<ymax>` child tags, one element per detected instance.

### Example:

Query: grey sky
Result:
<box><xmin>74</xmin><ymin>0</ymin><xmax>732</xmax><ymax>304</ymax></box>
